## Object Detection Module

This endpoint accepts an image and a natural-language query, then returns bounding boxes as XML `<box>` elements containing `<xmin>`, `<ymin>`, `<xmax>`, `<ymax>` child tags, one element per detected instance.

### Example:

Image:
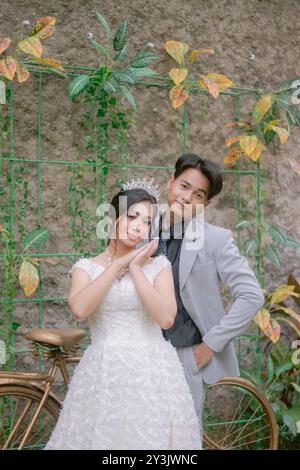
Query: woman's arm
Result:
<box><xmin>68</xmin><ymin>262</ymin><xmax>122</xmax><ymax>320</ymax></box>
<box><xmin>129</xmin><ymin>264</ymin><xmax>177</xmax><ymax>329</ymax></box>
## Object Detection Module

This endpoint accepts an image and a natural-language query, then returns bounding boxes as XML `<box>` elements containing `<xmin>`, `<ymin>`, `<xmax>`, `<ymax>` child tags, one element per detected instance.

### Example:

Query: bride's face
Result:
<box><xmin>116</xmin><ymin>200</ymin><xmax>153</xmax><ymax>247</ymax></box>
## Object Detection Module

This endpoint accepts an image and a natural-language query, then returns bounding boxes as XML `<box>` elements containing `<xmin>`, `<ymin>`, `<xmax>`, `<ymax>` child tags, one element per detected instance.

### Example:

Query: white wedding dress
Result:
<box><xmin>45</xmin><ymin>255</ymin><xmax>202</xmax><ymax>450</ymax></box>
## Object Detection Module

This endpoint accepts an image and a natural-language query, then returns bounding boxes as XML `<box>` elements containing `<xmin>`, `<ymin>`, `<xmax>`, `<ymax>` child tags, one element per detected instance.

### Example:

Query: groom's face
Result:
<box><xmin>167</xmin><ymin>168</ymin><xmax>211</xmax><ymax>221</ymax></box>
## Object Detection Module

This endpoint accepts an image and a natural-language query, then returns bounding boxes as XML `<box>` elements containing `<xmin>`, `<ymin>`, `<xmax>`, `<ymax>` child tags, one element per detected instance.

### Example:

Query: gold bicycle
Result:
<box><xmin>0</xmin><ymin>328</ymin><xmax>278</xmax><ymax>450</ymax></box>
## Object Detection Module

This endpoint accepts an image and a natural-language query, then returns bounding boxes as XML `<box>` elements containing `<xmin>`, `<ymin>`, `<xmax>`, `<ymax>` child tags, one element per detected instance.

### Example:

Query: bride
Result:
<box><xmin>45</xmin><ymin>179</ymin><xmax>202</xmax><ymax>450</ymax></box>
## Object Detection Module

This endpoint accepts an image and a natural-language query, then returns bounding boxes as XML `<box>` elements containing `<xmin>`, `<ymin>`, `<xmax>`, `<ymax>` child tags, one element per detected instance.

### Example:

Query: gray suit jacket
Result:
<box><xmin>177</xmin><ymin>219</ymin><xmax>264</xmax><ymax>385</ymax></box>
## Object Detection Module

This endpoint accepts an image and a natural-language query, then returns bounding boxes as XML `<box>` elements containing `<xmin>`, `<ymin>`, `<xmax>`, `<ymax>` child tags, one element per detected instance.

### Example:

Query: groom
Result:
<box><xmin>155</xmin><ymin>153</ymin><xmax>264</xmax><ymax>439</ymax></box>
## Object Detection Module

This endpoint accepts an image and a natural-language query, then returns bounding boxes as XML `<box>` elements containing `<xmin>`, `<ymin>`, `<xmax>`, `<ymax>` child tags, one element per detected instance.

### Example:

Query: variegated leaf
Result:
<box><xmin>33</xmin><ymin>58</ymin><xmax>65</xmax><ymax>71</ymax></box>
<box><xmin>188</xmin><ymin>48</ymin><xmax>214</xmax><ymax>63</ymax></box>
<box><xmin>263</xmin><ymin>319</ymin><xmax>281</xmax><ymax>343</ymax></box>
<box><xmin>165</xmin><ymin>40</ymin><xmax>189</xmax><ymax>66</ymax></box>
<box><xmin>30</xmin><ymin>16</ymin><xmax>56</xmax><ymax>39</ymax></box>
<box><xmin>254</xmin><ymin>95</ymin><xmax>272</xmax><ymax>123</ymax></box>
<box><xmin>239</xmin><ymin>135</ymin><xmax>258</xmax><ymax>156</ymax></box>
<box><xmin>169</xmin><ymin>85</ymin><xmax>189</xmax><ymax>109</ymax></box>
<box><xmin>254</xmin><ymin>308</ymin><xmax>271</xmax><ymax>330</ymax></box>
<box><xmin>0</xmin><ymin>38</ymin><xmax>11</xmax><ymax>56</ymax></box>
<box><xmin>2</xmin><ymin>57</ymin><xmax>17</xmax><ymax>80</ymax></box>
<box><xmin>270</xmin><ymin>285</ymin><xmax>297</xmax><ymax>305</ymax></box>
<box><xmin>169</xmin><ymin>68</ymin><xmax>188</xmax><ymax>85</ymax></box>
<box><xmin>16</xmin><ymin>63</ymin><xmax>30</xmax><ymax>82</ymax></box>
<box><xmin>223</xmin><ymin>147</ymin><xmax>243</xmax><ymax>165</ymax></box>
<box><xmin>19</xmin><ymin>260</ymin><xmax>40</xmax><ymax>297</ymax></box>
<box><xmin>19</xmin><ymin>37</ymin><xmax>42</xmax><ymax>58</ymax></box>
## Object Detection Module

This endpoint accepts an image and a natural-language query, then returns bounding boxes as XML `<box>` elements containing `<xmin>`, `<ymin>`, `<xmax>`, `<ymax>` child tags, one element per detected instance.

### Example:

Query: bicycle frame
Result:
<box><xmin>0</xmin><ymin>345</ymin><xmax>80</xmax><ymax>450</ymax></box>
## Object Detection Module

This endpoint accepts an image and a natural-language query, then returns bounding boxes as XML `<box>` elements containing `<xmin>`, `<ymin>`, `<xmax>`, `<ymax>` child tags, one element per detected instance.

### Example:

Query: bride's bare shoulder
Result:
<box><xmin>90</xmin><ymin>252</ymin><xmax>108</xmax><ymax>268</ymax></box>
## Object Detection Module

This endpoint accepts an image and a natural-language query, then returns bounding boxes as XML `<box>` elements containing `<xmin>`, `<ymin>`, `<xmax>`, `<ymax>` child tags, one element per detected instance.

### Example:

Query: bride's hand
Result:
<box><xmin>128</xmin><ymin>239</ymin><xmax>159</xmax><ymax>270</ymax></box>
<box><xmin>112</xmin><ymin>245</ymin><xmax>147</xmax><ymax>271</ymax></box>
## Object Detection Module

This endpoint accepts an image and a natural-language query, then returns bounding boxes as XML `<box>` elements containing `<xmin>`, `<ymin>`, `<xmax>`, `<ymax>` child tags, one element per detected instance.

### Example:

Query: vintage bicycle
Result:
<box><xmin>0</xmin><ymin>328</ymin><xmax>278</xmax><ymax>450</ymax></box>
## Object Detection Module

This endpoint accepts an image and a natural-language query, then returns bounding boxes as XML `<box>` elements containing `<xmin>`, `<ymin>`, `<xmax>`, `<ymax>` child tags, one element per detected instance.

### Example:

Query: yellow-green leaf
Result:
<box><xmin>169</xmin><ymin>85</ymin><xmax>189</xmax><ymax>109</ymax></box>
<box><xmin>223</xmin><ymin>147</ymin><xmax>243</xmax><ymax>165</ymax></box>
<box><xmin>169</xmin><ymin>68</ymin><xmax>188</xmax><ymax>85</ymax></box>
<box><xmin>16</xmin><ymin>63</ymin><xmax>30</xmax><ymax>82</ymax></box>
<box><xmin>0</xmin><ymin>38</ymin><xmax>11</xmax><ymax>56</ymax></box>
<box><xmin>188</xmin><ymin>48</ymin><xmax>214</xmax><ymax>63</ymax></box>
<box><xmin>254</xmin><ymin>308</ymin><xmax>271</xmax><ymax>330</ymax></box>
<box><xmin>270</xmin><ymin>284</ymin><xmax>297</xmax><ymax>305</ymax></box>
<box><xmin>2</xmin><ymin>57</ymin><xmax>17</xmax><ymax>80</ymax></box>
<box><xmin>272</xmin><ymin>126</ymin><xmax>289</xmax><ymax>144</ymax></box>
<box><xmin>248</xmin><ymin>140</ymin><xmax>264</xmax><ymax>161</ymax></box>
<box><xmin>30</xmin><ymin>16</ymin><xmax>56</xmax><ymax>40</ymax></box>
<box><xmin>19</xmin><ymin>37</ymin><xmax>42</xmax><ymax>58</ymax></box>
<box><xmin>33</xmin><ymin>58</ymin><xmax>64</xmax><ymax>71</ymax></box>
<box><xmin>274</xmin><ymin>306</ymin><xmax>300</xmax><ymax>326</ymax></box>
<box><xmin>239</xmin><ymin>135</ymin><xmax>258</xmax><ymax>156</ymax></box>
<box><xmin>254</xmin><ymin>95</ymin><xmax>272</xmax><ymax>123</ymax></box>
<box><xmin>165</xmin><ymin>40</ymin><xmax>189</xmax><ymax>66</ymax></box>
<box><xmin>19</xmin><ymin>260</ymin><xmax>40</xmax><ymax>297</ymax></box>
<box><xmin>263</xmin><ymin>119</ymin><xmax>283</xmax><ymax>133</ymax></box>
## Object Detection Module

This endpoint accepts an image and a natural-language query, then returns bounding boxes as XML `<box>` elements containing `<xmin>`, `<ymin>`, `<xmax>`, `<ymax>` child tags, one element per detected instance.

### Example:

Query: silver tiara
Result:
<box><xmin>122</xmin><ymin>177</ymin><xmax>160</xmax><ymax>202</ymax></box>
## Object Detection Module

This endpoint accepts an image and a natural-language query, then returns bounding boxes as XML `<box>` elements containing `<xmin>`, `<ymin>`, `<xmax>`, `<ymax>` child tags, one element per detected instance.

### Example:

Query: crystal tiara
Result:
<box><xmin>122</xmin><ymin>177</ymin><xmax>160</xmax><ymax>202</ymax></box>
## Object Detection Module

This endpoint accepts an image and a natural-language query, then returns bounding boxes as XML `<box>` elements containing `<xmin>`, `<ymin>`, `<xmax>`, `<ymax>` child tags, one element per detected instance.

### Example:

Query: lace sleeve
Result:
<box><xmin>152</xmin><ymin>255</ymin><xmax>172</xmax><ymax>279</ymax></box>
<box><xmin>68</xmin><ymin>258</ymin><xmax>91</xmax><ymax>278</ymax></box>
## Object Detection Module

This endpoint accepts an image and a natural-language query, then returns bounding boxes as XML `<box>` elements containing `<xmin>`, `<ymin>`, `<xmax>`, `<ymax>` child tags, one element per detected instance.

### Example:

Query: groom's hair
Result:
<box><xmin>174</xmin><ymin>153</ymin><xmax>223</xmax><ymax>199</ymax></box>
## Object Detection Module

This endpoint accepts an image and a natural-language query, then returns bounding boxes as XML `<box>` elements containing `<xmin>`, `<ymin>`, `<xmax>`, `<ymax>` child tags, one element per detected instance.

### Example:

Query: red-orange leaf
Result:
<box><xmin>225</xmin><ymin>136</ymin><xmax>241</xmax><ymax>147</ymax></box>
<box><xmin>2</xmin><ymin>57</ymin><xmax>17</xmax><ymax>80</ymax></box>
<box><xmin>165</xmin><ymin>40</ymin><xmax>189</xmax><ymax>66</ymax></box>
<box><xmin>19</xmin><ymin>37</ymin><xmax>42</xmax><ymax>58</ymax></box>
<box><xmin>16</xmin><ymin>63</ymin><xmax>30</xmax><ymax>82</ymax></box>
<box><xmin>199</xmin><ymin>76</ymin><xmax>219</xmax><ymax>98</ymax></box>
<box><xmin>225</xmin><ymin>121</ymin><xmax>252</xmax><ymax>130</ymax></box>
<box><xmin>33</xmin><ymin>58</ymin><xmax>65</xmax><ymax>71</ymax></box>
<box><xmin>169</xmin><ymin>68</ymin><xmax>188</xmax><ymax>85</ymax></box>
<box><xmin>254</xmin><ymin>95</ymin><xmax>272</xmax><ymax>123</ymax></box>
<box><xmin>188</xmin><ymin>48</ymin><xmax>214</xmax><ymax>63</ymax></box>
<box><xmin>0</xmin><ymin>38</ymin><xmax>11</xmax><ymax>56</ymax></box>
<box><xmin>223</xmin><ymin>147</ymin><xmax>243</xmax><ymax>165</ymax></box>
<box><xmin>19</xmin><ymin>260</ymin><xmax>40</xmax><ymax>297</ymax></box>
<box><xmin>200</xmin><ymin>73</ymin><xmax>234</xmax><ymax>98</ymax></box>
<box><xmin>30</xmin><ymin>16</ymin><xmax>56</xmax><ymax>40</ymax></box>
<box><xmin>170</xmin><ymin>85</ymin><xmax>189</xmax><ymax>109</ymax></box>
<box><xmin>263</xmin><ymin>319</ymin><xmax>281</xmax><ymax>344</ymax></box>
<box><xmin>254</xmin><ymin>308</ymin><xmax>270</xmax><ymax>330</ymax></box>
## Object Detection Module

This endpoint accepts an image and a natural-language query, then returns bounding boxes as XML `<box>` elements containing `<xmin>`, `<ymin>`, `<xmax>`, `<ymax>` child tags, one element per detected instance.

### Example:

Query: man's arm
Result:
<box><xmin>202</xmin><ymin>229</ymin><xmax>265</xmax><ymax>353</ymax></box>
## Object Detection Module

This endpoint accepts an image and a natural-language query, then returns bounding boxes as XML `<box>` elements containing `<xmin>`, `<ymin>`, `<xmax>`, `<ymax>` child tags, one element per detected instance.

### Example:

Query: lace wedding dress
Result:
<box><xmin>45</xmin><ymin>255</ymin><xmax>202</xmax><ymax>450</ymax></box>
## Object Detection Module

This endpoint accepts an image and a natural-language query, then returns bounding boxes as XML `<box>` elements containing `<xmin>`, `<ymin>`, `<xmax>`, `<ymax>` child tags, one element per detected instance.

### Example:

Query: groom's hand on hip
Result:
<box><xmin>193</xmin><ymin>342</ymin><xmax>214</xmax><ymax>369</ymax></box>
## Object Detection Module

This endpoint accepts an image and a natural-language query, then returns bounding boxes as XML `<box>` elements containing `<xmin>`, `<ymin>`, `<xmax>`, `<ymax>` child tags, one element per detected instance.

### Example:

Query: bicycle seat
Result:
<box><xmin>26</xmin><ymin>328</ymin><xmax>86</xmax><ymax>351</ymax></box>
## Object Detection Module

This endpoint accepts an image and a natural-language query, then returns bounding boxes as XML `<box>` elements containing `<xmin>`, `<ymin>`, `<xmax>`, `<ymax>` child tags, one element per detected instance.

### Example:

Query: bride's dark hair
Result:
<box><xmin>107</xmin><ymin>187</ymin><xmax>158</xmax><ymax>249</ymax></box>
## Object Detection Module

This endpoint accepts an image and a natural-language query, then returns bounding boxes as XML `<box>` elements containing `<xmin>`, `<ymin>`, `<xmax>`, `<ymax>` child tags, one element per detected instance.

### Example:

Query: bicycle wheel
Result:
<box><xmin>0</xmin><ymin>384</ymin><xmax>60</xmax><ymax>450</ymax></box>
<box><xmin>203</xmin><ymin>377</ymin><xmax>278</xmax><ymax>450</ymax></box>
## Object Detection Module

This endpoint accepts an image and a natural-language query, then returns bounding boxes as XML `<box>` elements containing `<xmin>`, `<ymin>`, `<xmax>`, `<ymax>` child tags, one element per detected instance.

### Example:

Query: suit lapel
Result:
<box><xmin>179</xmin><ymin>216</ymin><xmax>205</xmax><ymax>290</ymax></box>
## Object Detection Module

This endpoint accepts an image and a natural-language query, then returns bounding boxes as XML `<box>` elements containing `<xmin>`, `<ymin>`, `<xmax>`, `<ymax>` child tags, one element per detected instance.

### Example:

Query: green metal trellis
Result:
<box><xmin>0</xmin><ymin>65</ymin><xmax>265</xmax><ymax>380</ymax></box>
